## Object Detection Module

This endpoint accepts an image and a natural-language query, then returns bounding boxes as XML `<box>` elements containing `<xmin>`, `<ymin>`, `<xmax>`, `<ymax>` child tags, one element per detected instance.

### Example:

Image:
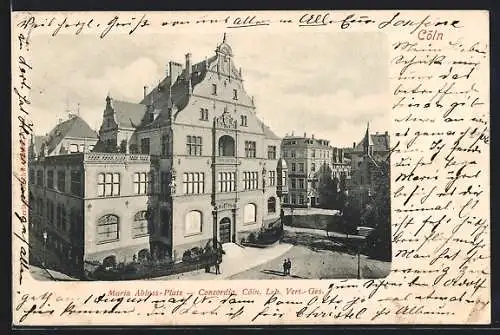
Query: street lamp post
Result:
<box><xmin>357</xmin><ymin>245</ymin><xmax>361</xmax><ymax>279</ymax></box>
<box><xmin>42</xmin><ymin>230</ymin><xmax>48</xmax><ymax>267</ymax></box>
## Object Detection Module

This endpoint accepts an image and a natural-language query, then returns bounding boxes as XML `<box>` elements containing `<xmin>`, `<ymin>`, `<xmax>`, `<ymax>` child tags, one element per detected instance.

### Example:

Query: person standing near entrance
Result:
<box><xmin>287</xmin><ymin>258</ymin><xmax>292</xmax><ymax>276</ymax></box>
<box><xmin>214</xmin><ymin>245</ymin><xmax>225</xmax><ymax>275</ymax></box>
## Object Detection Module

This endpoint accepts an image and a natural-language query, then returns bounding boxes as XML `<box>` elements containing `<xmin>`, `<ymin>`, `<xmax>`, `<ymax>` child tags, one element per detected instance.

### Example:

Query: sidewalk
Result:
<box><xmin>284</xmin><ymin>225</ymin><xmax>366</xmax><ymax>240</ymax></box>
<box><xmin>30</xmin><ymin>265</ymin><xmax>79</xmax><ymax>281</ymax></box>
<box><xmin>283</xmin><ymin>208</ymin><xmax>341</xmax><ymax>216</ymax></box>
<box><xmin>152</xmin><ymin>242</ymin><xmax>293</xmax><ymax>280</ymax></box>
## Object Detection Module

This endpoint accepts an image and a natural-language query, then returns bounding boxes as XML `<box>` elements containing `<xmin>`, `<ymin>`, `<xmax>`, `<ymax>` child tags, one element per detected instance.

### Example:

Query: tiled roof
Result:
<box><xmin>137</xmin><ymin>56</ymin><xmax>218</xmax><ymax>129</ymax></box>
<box><xmin>354</xmin><ymin>133</ymin><xmax>390</xmax><ymax>153</ymax></box>
<box><xmin>111</xmin><ymin>100</ymin><xmax>147</xmax><ymax>128</ymax></box>
<box><xmin>44</xmin><ymin>115</ymin><xmax>98</xmax><ymax>154</ymax></box>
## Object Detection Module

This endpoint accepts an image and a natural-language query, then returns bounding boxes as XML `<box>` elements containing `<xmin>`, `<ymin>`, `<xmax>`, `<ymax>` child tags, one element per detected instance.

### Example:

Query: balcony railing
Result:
<box><xmin>84</xmin><ymin>153</ymin><xmax>150</xmax><ymax>163</ymax></box>
<box><xmin>213</xmin><ymin>156</ymin><xmax>239</xmax><ymax>165</ymax></box>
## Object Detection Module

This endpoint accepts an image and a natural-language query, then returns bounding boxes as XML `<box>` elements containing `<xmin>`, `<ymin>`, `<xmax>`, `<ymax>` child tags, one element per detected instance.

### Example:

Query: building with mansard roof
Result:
<box><xmin>29</xmin><ymin>114</ymin><xmax>98</xmax><ymax>159</ymax></box>
<box><xmin>29</xmin><ymin>34</ymin><xmax>288</xmax><ymax>277</ymax></box>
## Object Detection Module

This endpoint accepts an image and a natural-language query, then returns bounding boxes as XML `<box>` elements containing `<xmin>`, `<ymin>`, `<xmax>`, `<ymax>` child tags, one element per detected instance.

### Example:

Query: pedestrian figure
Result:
<box><xmin>286</xmin><ymin>258</ymin><xmax>292</xmax><ymax>276</ymax></box>
<box><xmin>283</xmin><ymin>259</ymin><xmax>288</xmax><ymax>276</ymax></box>
<box><xmin>215</xmin><ymin>260</ymin><xmax>221</xmax><ymax>274</ymax></box>
<box><xmin>214</xmin><ymin>246</ymin><xmax>224</xmax><ymax>275</ymax></box>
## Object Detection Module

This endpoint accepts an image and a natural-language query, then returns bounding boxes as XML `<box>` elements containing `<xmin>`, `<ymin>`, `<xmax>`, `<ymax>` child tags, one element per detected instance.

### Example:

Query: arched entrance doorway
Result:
<box><xmin>219</xmin><ymin>217</ymin><xmax>232</xmax><ymax>244</ymax></box>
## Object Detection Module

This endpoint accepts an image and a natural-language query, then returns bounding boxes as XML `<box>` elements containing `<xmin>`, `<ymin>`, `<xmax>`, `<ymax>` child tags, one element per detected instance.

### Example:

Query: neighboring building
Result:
<box><xmin>280</xmin><ymin>132</ymin><xmax>348</xmax><ymax>208</ymax></box>
<box><xmin>349</xmin><ymin>124</ymin><xmax>390</xmax><ymax>210</ymax></box>
<box><xmin>29</xmin><ymin>34</ymin><xmax>287</xmax><ymax>276</ymax></box>
<box><xmin>28</xmin><ymin>114</ymin><xmax>98</xmax><ymax>159</ymax></box>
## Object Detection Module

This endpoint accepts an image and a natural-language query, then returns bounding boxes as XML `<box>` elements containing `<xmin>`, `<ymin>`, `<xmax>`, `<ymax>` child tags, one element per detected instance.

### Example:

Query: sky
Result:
<box><xmin>28</xmin><ymin>31</ymin><xmax>389</xmax><ymax>147</ymax></box>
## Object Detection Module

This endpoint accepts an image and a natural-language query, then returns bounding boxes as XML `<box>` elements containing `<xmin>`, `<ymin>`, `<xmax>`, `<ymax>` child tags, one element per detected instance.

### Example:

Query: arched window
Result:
<box><xmin>185</xmin><ymin>210</ymin><xmax>202</xmax><ymax>236</ymax></box>
<box><xmin>138</xmin><ymin>249</ymin><xmax>150</xmax><ymax>262</ymax></box>
<box><xmin>243</xmin><ymin>203</ymin><xmax>257</xmax><ymax>224</ymax></box>
<box><xmin>102</xmin><ymin>255</ymin><xmax>116</xmax><ymax>268</ymax></box>
<box><xmin>218</xmin><ymin>135</ymin><xmax>235</xmax><ymax>156</ymax></box>
<box><xmin>267</xmin><ymin>197</ymin><xmax>276</xmax><ymax>213</ymax></box>
<box><xmin>133</xmin><ymin>210</ymin><xmax>150</xmax><ymax>238</ymax></box>
<box><xmin>96</xmin><ymin>214</ymin><xmax>119</xmax><ymax>244</ymax></box>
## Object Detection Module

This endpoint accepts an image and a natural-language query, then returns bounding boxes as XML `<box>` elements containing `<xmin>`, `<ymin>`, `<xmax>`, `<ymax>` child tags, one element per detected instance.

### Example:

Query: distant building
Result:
<box><xmin>349</xmin><ymin>124</ymin><xmax>390</xmax><ymax>210</ymax></box>
<box><xmin>280</xmin><ymin>133</ymin><xmax>350</xmax><ymax>208</ymax></box>
<box><xmin>29</xmin><ymin>34</ymin><xmax>287</xmax><ymax>276</ymax></box>
<box><xmin>28</xmin><ymin>114</ymin><xmax>98</xmax><ymax>159</ymax></box>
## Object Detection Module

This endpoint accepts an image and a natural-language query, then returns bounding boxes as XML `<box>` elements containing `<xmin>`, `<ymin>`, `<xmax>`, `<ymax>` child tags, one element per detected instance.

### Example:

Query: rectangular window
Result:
<box><xmin>291</xmin><ymin>151</ymin><xmax>296</xmax><ymax>158</ymax></box>
<box><xmin>298</xmin><ymin>178</ymin><xmax>305</xmax><ymax>189</ymax></box>
<box><xmin>244</xmin><ymin>141</ymin><xmax>256</xmax><ymax>158</ymax></box>
<box><xmin>291</xmin><ymin>163</ymin><xmax>296</xmax><ymax>172</ymax></box>
<box><xmin>182</xmin><ymin>172</ymin><xmax>205</xmax><ymax>194</ymax></box>
<box><xmin>291</xmin><ymin>194</ymin><xmax>297</xmax><ymax>204</ymax></box>
<box><xmin>70</xmin><ymin>144</ymin><xmax>79</xmax><ymax>153</ymax></box>
<box><xmin>267</xmin><ymin>146</ymin><xmax>277</xmax><ymax>159</ymax></box>
<box><xmin>200</xmin><ymin>108</ymin><xmax>209</xmax><ymax>121</ymax></box>
<box><xmin>299</xmin><ymin>163</ymin><xmax>304</xmax><ymax>172</ymax></box>
<box><xmin>161</xmin><ymin>172</ymin><xmax>168</xmax><ymax>195</ymax></box>
<box><xmin>299</xmin><ymin>194</ymin><xmax>305</xmax><ymax>204</ymax></box>
<box><xmin>79</xmin><ymin>144</ymin><xmax>85</xmax><ymax>152</ymax></box>
<box><xmin>233</xmin><ymin>89</ymin><xmax>238</xmax><ymax>100</ymax></box>
<box><xmin>133</xmin><ymin>172</ymin><xmax>149</xmax><ymax>195</ymax></box>
<box><xmin>268</xmin><ymin>170</ymin><xmax>276</xmax><ymax>186</ymax></box>
<box><xmin>47</xmin><ymin>170</ymin><xmax>54</xmax><ymax>189</ymax></box>
<box><xmin>291</xmin><ymin>178</ymin><xmax>296</xmax><ymax>189</ymax></box>
<box><xmin>212</xmin><ymin>84</ymin><xmax>217</xmax><ymax>95</ymax></box>
<box><xmin>140</xmin><ymin>138</ymin><xmax>150</xmax><ymax>154</ymax></box>
<box><xmin>186</xmin><ymin>136</ymin><xmax>202</xmax><ymax>156</ymax></box>
<box><xmin>161</xmin><ymin>135</ymin><xmax>170</xmax><ymax>156</ymax></box>
<box><xmin>57</xmin><ymin>171</ymin><xmax>66</xmax><ymax>192</ymax></box>
<box><xmin>283</xmin><ymin>151</ymin><xmax>288</xmax><ymax>158</ymax></box>
<box><xmin>218</xmin><ymin>172</ymin><xmax>236</xmax><ymax>193</ymax></box>
<box><xmin>243</xmin><ymin>172</ymin><xmax>258</xmax><ymax>190</ymax></box>
<box><xmin>70</xmin><ymin>170</ymin><xmax>82</xmax><ymax>196</ymax></box>
<box><xmin>311</xmin><ymin>163</ymin><xmax>316</xmax><ymax>172</ymax></box>
<box><xmin>97</xmin><ymin>173</ymin><xmax>120</xmax><ymax>197</ymax></box>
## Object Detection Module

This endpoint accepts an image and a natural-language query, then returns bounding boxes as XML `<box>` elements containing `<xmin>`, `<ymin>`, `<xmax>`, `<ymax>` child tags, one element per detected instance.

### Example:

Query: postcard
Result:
<box><xmin>12</xmin><ymin>10</ymin><xmax>490</xmax><ymax>325</ymax></box>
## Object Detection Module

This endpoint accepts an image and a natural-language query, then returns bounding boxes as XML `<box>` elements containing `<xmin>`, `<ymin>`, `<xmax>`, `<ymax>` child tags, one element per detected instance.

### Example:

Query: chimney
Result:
<box><xmin>312</xmin><ymin>134</ymin><xmax>315</xmax><ymax>139</ymax></box>
<box><xmin>376</xmin><ymin>131</ymin><xmax>379</xmax><ymax>135</ymax></box>
<box><xmin>353</xmin><ymin>142</ymin><xmax>356</xmax><ymax>148</ymax></box>
<box><xmin>385</xmin><ymin>131</ymin><xmax>388</xmax><ymax>135</ymax></box>
<box><xmin>185</xmin><ymin>53</ymin><xmax>192</xmax><ymax>77</ymax></box>
<box><xmin>143</xmin><ymin>86</ymin><xmax>148</xmax><ymax>99</ymax></box>
<box><xmin>169</xmin><ymin>61</ymin><xmax>183</xmax><ymax>85</ymax></box>
<box><xmin>291</xmin><ymin>131</ymin><xmax>295</xmax><ymax>136</ymax></box>
<box><xmin>304</xmin><ymin>132</ymin><xmax>307</xmax><ymax>138</ymax></box>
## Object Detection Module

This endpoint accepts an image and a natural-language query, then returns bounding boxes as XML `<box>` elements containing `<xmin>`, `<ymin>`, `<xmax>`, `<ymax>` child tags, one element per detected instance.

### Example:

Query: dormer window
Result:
<box><xmin>233</xmin><ymin>89</ymin><xmax>238</xmax><ymax>100</ymax></box>
<box><xmin>212</xmin><ymin>84</ymin><xmax>217</xmax><ymax>95</ymax></box>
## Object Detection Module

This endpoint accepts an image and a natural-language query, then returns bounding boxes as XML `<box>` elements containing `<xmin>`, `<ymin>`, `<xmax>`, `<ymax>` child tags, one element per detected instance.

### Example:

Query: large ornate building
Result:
<box><xmin>280</xmin><ymin>133</ymin><xmax>350</xmax><ymax>208</ymax></box>
<box><xmin>29</xmin><ymin>35</ymin><xmax>286</xmax><ymax>276</ymax></box>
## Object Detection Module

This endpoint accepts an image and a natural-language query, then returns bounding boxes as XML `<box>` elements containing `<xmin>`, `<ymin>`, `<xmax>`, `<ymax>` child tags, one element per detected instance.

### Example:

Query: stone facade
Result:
<box><xmin>28</xmin><ymin>35</ymin><xmax>287</xmax><ymax>277</ymax></box>
<box><xmin>349</xmin><ymin>124</ymin><xmax>390</xmax><ymax>211</ymax></box>
<box><xmin>280</xmin><ymin>133</ymin><xmax>351</xmax><ymax>208</ymax></box>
